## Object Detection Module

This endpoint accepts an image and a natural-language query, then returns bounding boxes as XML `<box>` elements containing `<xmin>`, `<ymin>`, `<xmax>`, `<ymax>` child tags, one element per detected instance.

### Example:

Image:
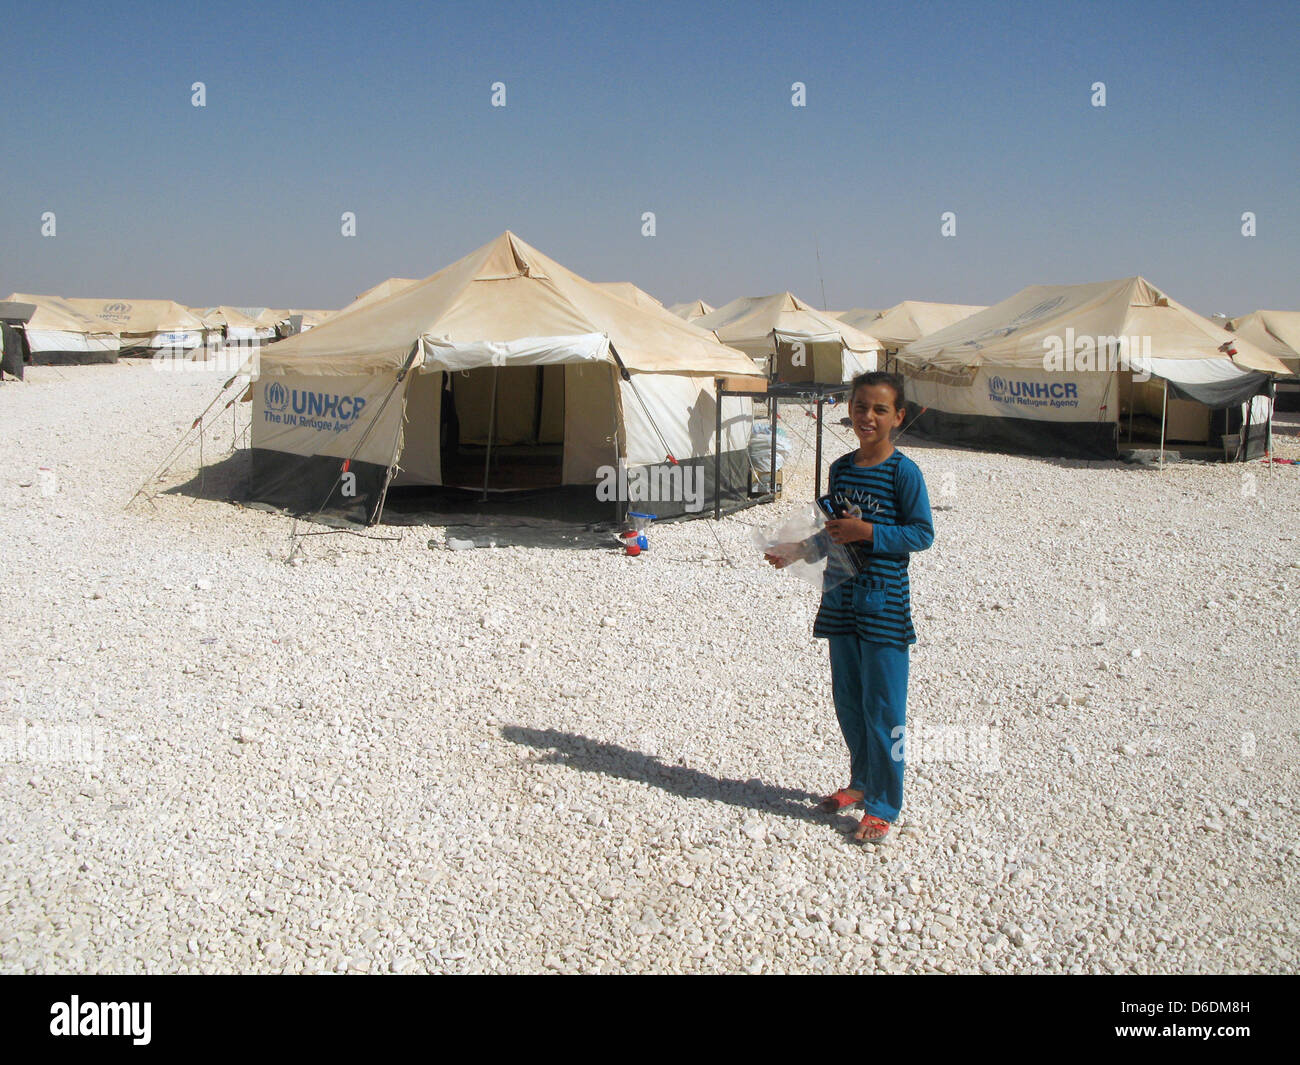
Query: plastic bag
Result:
<box><xmin>751</xmin><ymin>503</ymin><xmax>858</xmax><ymax>593</ymax></box>
<box><xmin>748</xmin><ymin>423</ymin><xmax>792</xmax><ymax>474</ymax></box>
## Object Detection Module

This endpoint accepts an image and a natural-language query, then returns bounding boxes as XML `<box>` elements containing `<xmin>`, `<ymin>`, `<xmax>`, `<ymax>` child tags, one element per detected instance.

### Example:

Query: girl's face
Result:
<box><xmin>850</xmin><ymin>384</ymin><xmax>905</xmax><ymax>447</ymax></box>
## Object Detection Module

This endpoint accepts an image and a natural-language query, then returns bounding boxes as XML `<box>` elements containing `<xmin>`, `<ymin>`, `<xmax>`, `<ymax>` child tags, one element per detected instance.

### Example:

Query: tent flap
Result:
<box><xmin>421</xmin><ymin>332</ymin><xmax>610</xmax><ymax>372</ymax></box>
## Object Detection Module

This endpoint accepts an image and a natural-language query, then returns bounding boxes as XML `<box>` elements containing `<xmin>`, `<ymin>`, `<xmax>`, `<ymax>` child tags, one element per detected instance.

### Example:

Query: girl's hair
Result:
<box><xmin>850</xmin><ymin>371</ymin><xmax>906</xmax><ymax>411</ymax></box>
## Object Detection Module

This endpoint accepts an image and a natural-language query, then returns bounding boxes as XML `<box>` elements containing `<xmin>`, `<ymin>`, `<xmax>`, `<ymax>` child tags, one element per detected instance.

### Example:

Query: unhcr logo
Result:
<box><xmin>987</xmin><ymin>378</ymin><xmax>1080</xmax><ymax>409</ymax></box>
<box><xmin>261</xmin><ymin>387</ymin><xmax>367</xmax><ymax>433</ymax></box>
<box><xmin>99</xmin><ymin>302</ymin><xmax>132</xmax><ymax>324</ymax></box>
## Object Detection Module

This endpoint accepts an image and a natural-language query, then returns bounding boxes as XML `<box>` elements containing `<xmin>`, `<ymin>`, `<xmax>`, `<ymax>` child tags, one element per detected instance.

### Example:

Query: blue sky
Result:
<box><xmin>2</xmin><ymin>0</ymin><xmax>1296</xmax><ymax>315</ymax></box>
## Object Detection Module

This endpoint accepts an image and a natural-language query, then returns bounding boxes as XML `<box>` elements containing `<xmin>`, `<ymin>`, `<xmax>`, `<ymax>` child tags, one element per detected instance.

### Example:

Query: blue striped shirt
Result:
<box><xmin>812</xmin><ymin>450</ymin><xmax>934</xmax><ymax>646</ymax></box>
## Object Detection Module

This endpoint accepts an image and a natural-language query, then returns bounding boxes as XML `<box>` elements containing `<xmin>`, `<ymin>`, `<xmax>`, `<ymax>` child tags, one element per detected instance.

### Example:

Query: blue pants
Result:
<box><xmin>827</xmin><ymin>637</ymin><xmax>909</xmax><ymax>822</ymax></box>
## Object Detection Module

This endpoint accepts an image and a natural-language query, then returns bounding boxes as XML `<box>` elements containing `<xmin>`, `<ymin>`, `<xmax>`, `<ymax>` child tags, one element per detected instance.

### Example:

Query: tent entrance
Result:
<box><xmin>391</xmin><ymin>356</ymin><xmax>620</xmax><ymax>498</ymax></box>
<box><xmin>1118</xmin><ymin>370</ymin><xmax>1271</xmax><ymax>460</ymax></box>
<box><xmin>440</xmin><ymin>365</ymin><xmax>566</xmax><ymax>491</ymax></box>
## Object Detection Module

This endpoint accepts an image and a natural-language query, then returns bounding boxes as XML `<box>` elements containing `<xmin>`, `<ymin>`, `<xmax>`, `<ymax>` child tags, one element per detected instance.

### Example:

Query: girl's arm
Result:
<box><xmin>871</xmin><ymin>460</ymin><xmax>934</xmax><ymax>555</ymax></box>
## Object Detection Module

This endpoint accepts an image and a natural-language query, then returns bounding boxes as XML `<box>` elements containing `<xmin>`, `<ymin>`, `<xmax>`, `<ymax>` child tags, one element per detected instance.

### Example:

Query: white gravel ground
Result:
<box><xmin>1</xmin><ymin>362</ymin><xmax>1297</xmax><ymax>974</ymax></box>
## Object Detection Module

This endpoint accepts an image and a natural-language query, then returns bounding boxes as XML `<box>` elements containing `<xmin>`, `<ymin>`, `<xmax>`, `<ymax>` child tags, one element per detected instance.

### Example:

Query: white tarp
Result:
<box><xmin>24</xmin><ymin>330</ymin><xmax>120</xmax><ymax>356</ymax></box>
<box><xmin>620</xmin><ymin>374</ymin><xmax>752</xmax><ymax>466</ymax></box>
<box><xmin>420</xmin><ymin>332</ymin><xmax>611</xmax><ymax>372</ymax></box>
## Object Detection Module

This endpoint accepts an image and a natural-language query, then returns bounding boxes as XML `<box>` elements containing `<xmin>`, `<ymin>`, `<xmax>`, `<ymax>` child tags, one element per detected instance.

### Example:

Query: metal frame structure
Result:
<box><xmin>713</xmin><ymin>378</ymin><xmax>850</xmax><ymax>519</ymax></box>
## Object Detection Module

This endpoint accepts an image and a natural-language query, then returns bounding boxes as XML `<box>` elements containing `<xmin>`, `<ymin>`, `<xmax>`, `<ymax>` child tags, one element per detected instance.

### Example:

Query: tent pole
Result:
<box><xmin>769</xmin><ymin>394</ymin><xmax>778</xmax><ymax>498</ymax></box>
<box><xmin>714</xmin><ymin>378</ymin><xmax>722</xmax><ymax>521</ymax></box>
<box><xmin>1158</xmin><ymin>378</ymin><xmax>1168</xmax><ymax>470</ymax></box>
<box><xmin>608</xmin><ymin>365</ymin><xmax>624</xmax><ymax>527</ymax></box>
<box><xmin>481</xmin><ymin>365</ymin><xmax>499</xmax><ymax>501</ymax></box>
<box><xmin>1241</xmin><ymin>390</ymin><xmax>1253</xmax><ymax>463</ymax></box>
<box><xmin>1127</xmin><ymin>373</ymin><xmax>1134</xmax><ymax>443</ymax></box>
<box><xmin>815</xmin><ymin>394</ymin><xmax>824</xmax><ymax>497</ymax></box>
<box><xmin>1267</xmin><ymin>377</ymin><xmax>1275</xmax><ymax>475</ymax></box>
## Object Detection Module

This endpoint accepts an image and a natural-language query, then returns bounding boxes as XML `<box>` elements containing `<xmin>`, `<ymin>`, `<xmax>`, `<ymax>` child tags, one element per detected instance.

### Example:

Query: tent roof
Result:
<box><xmin>668</xmin><ymin>299</ymin><xmax>715</xmax><ymax>321</ymax></box>
<box><xmin>259</xmin><ymin>231</ymin><xmax>763</xmax><ymax>377</ymax></box>
<box><xmin>869</xmin><ymin>300</ymin><xmax>987</xmax><ymax>348</ymax></box>
<box><xmin>594</xmin><ymin>282</ymin><xmax>664</xmax><ymax>311</ymax></box>
<box><xmin>64</xmin><ymin>298</ymin><xmax>203</xmax><ymax>334</ymax></box>
<box><xmin>831</xmin><ymin>308</ymin><xmax>884</xmax><ymax>330</ymax></box>
<box><xmin>5</xmin><ymin>293</ymin><xmax>118</xmax><ymax>335</ymax></box>
<box><xmin>231</xmin><ymin>307</ymin><xmax>289</xmax><ymax>328</ymax></box>
<box><xmin>194</xmin><ymin>306</ymin><xmax>262</xmax><ymax>330</ymax></box>
<box><xmin>1227</xmin><ymin>310</ymin><xmax>1300</xmax><ymax>373</ymax></box>
<box><xmin>693</xmin><ymin>292</ymin><xmax>882</xmax><ymax>354</ymax></box>
<box><xmin>901</xmin><ymin>277</ymin><xmax>1290</xmax><ymax>377</ymax></box>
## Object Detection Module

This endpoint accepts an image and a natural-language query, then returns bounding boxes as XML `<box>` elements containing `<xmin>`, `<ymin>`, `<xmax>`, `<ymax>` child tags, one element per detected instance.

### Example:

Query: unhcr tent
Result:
<box><xmin>693</xmin><ymin>293</ymin><xmax>881</xmax><ymax>383</ymax></box>
<box><xmin>898</xmin><ymin>277</ymin><xmax>1289</xmax><ymax>459</ymax></box>
<box><xmin>3</xmin><ymin>293</ymin><xmax>120</xmax><ymax>364</ymax></box>
<box><xmin>66</xmin><ymin>298</ymin><xmax>204</xmax><ymax>356</ymax></box>
<box><xmin>669</xmin><ymin>299</ymin><xmax>715</xmax><ymax>322</ymax></box>
<box><xmin>249</xmin><ymin>232</ymin><xmax>765</xmax><ymax>525</ymax></box>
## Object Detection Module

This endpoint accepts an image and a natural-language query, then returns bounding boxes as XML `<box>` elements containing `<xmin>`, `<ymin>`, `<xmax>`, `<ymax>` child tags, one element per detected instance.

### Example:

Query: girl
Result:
<box><xmin>766</xmin><ymin>372</ymin><xmax>934</xmax><ymax>843</ymax></box>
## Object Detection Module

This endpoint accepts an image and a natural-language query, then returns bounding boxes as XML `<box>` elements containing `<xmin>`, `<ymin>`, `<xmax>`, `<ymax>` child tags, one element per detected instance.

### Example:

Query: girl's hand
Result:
<box><xmin>764</xmin><ymin>543</ymin><xmax>802</xmax><ymax>568</ymax></box>
<box><xmin>825</xmin><ymin>517</ymin><xmax>873</xmax><ymax>544</ymax></box>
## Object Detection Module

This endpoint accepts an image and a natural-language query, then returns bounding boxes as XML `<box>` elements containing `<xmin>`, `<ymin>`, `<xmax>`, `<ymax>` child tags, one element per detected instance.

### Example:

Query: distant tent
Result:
<box><xmin>247</xmin><ymin>232</ymin><xmax>764</xmax><ymax>525</ymax></box>
<box><xmin>668</xmin><ymin>299</ymin><xmax>715</xmax><ymax>322</ymax></box>
<box><xmin>0</xmin><ymin>300</ymin><xmax>37</xmax><ymax>378</ymax></box>
<box><xmin>189</xmin><ymin>307</ymin><xmax>225</xmax><ymax>349</ymax></box>
<box><xmin>1228</xmin><ymin>310</ymin><xmax>1300</xmax><ymax>410</ymax></box>
<box><xmin>898</xmin><ymin>277</ymin><xmax>1289</xmax><ymax>460</ymax></box>
<box><xmin>869</xmin><ymin>301</ymin><xmax>987</xmax><ymax>351</ymax></box>
<box><xmin>1226</xmin><ymin>311</ymin><xmax>1300</xmax><ymax>374</ymax></box>
<box><xmin>65</xmin><ymin>298</ymin><xmax>204</xmax><ymax>357</ymax></box>
<box><xmin>195</xmin><ymin>306</ymin><xmax>262</xmax><ymax>344</ymax></box>
<box><xmin>830</xmin><ymin>309</ymin><xmax>883</xmax><ymax>329</ymax></box>
<box><xmin>336</xmin><ymin>278</ymin><xmax>422</xmax><ymax>318</ymax></box>
<box><xmin>693</xmin><ymin>292</ymin><xmax>881</xmax><ymax>383</ymax></box>
<box><xmin>595</xmin><ymin>282</ymin><xmax>664</xmax><ymax>311</ymax></box>
<box><xmin>1</xmin><ymin>319</ymin><xmax>25</xmax><ymax>378</ymax></box>
<box><xmin>284</xmin><ymin>309</ymin><xmax>335</xmax><ymax>335</ymax></box>
<box><xmin>3</xmin><ymin>293</ymin><xmax>120</xmax><ymax>365</ymax></box>
<box><xmin>231</xmin><ymin>308</ymin><xmax>288</xmax><ymax>342</ymax></box>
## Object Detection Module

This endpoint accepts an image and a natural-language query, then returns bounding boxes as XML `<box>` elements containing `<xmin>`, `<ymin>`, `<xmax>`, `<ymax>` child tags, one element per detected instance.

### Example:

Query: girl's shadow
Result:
<box><xmin>501</xmin><ymin>725</ymin><xmax>835</xmax><ymax>827</ymax></box>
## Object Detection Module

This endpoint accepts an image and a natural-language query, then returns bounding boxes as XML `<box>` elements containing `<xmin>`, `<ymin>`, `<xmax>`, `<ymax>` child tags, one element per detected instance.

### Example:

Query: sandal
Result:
<box><xmin>816</xmin><ymin>788</ymin><xmax>864</xmax><ymax>813</ymax></box>
<box><xmin>853</xmin><ymin>814</ymin><xmax>891</xmax><ymax>843</ymax></box>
